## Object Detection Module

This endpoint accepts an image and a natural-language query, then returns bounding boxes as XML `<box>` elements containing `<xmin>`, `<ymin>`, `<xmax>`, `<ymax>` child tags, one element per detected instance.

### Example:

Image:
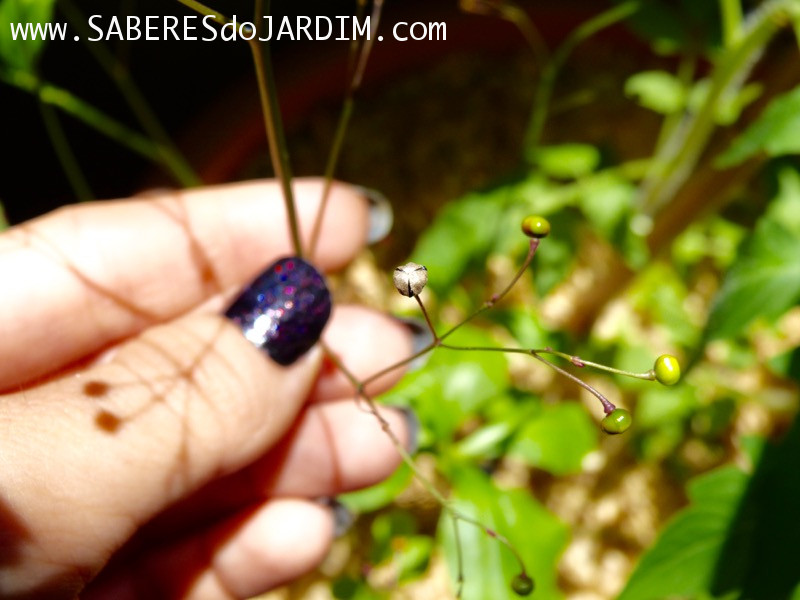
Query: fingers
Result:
<box><xmin>83</xmin><ymin>499</ymin><xmax>334</xmax><ymax>600</ymax></box>
<box><xmin>0</xmin><ymin>313</ymin><xmax>322</xmax><ymax>595</ymax></box>
<box><xmin>0</xmin><ymin>178</ymin><xmax>370</xmax><ymax>390</ymax></box>
<box><xmin>313</xmin><ymin>305</ymin><xmax>415</xmax><ymax>401</ymax></box>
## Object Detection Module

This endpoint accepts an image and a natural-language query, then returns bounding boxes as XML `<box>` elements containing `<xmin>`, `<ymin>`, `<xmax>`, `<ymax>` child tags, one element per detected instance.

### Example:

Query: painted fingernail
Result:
<box><xmin>225</xmin><ymin>257</ymin><xmax>332</xmax><ymax>366</ymax></box>
<box><xmin>396</xmin><ymin>317</ymin><xmax>434</xmax><ymax>372</ymax></box>
<box><xmin>397</xmin><ymin>406</ymin><xmax>420</xmax><ymax>454</ymax></box>
<box><xmin>356</xmin><ymin>186</ymin><xmax>393</xmax><ymax>244</ymax></box>
<box><xmin>316</xmin><ymin>497</ymin><xmax>355</xmax><ymax>537</ymax></box>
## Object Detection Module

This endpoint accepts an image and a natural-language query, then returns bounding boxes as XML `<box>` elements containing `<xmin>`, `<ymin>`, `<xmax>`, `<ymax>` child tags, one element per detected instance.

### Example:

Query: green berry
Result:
<box><xmin>511</xmin><ymin>573</ymin><xmax>535</xmax><ymax>596</ymax></box>
<box><xmin>602</xmin><ymin>408</ymin><xmax>632</xmax><ymax>434</ymax></box>
<box><xmin>654</xmin><ymin>354</ymin><xmax>681</xmax><ymax>386</ymax></box>
<box><xmin>521</xmin><ymin>215</ymin><xmax>550</xmax><ymax>238</ymax></box>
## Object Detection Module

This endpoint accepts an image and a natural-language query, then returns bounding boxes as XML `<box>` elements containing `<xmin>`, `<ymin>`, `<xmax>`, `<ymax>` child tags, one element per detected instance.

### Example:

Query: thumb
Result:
<box><xmin>0</xmin><ymin>313</ymin><xmax>321</xmax><ymax>595</ymax></box>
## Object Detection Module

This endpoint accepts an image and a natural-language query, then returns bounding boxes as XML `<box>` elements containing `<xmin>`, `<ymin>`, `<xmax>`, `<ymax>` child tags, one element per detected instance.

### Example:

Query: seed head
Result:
<box><xmin>393</xmin><ymin>262</ymin><xmax>428</xmax><ymax>297</ymax></box>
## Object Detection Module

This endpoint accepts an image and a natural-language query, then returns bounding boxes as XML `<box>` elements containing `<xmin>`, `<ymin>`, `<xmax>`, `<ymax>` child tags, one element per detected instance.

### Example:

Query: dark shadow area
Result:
<box><xmin>0</xmin><ymin>495</ymin><xmax>31</xmax><ymax>567</ymax></box>
<box><xmin>711</xmin><ymin>410</ymin><xmax>800</xmax><ymax>599</ymax></box>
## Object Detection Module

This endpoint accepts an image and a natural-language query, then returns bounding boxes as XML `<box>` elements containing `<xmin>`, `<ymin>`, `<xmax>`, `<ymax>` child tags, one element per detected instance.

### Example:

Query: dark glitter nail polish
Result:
<box><xmin>225</xmin><ymin>257</ymin><xmax>332</xmax><ymax>366</ymax></box>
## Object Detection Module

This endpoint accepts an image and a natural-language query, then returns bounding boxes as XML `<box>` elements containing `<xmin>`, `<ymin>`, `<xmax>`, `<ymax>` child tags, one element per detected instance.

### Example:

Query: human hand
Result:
<box><xmin>0</xmin><ymin>179</ymin><xmax>414</xmax><ymax>598</ymax></box>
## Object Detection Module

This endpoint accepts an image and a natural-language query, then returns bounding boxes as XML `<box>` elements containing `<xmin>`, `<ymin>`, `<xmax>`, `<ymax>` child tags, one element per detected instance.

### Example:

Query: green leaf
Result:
<box><xmin>508</xmin><ymin>403</ymin><xmax>598</xmax><ymax>475</ymax></box>
<box><xmin>379</xmin><ymin>325</ymin><xmax>509</xmax><ymax>446</ymax></box>
<box><xmin>717</xmin><ymin>84</ymin><xmax>800</xmax><ymax>167</ymax></box>
<box><xmin>440</xmin><ymin>467</ymin><xmax>568</xmax><ymax>600</ymax></box>
<box><xmin>618</xmin><ymin>466</ymin><xmax>750</xmax><ymax>600</ymax></box>
<box><xmin>625</xmin><ymin>70</ymin><xmax>686</xmax><ymax>114</ymax></box>
<box><xmin>0</xmin><ymin>0</ymin><xmax>57</xmax><ymax>71</ymax></box>
<box><xmin>534</xmin><ymin>144</ymin><xmax>600</xmax><ymax>179</ymax></box>
<box><xmin>705</xmin><ymin>214</ymin><xmax>800</xmax><ymax>340</ymax></box>
<box><xmin>0</xmin><ymin>199</ymin><xmax>8</xmax><ymax>231</ymax></box>
<box><xmin>622</xmin><ymin>413</ymin><xmax>800</xmax><ymax>599</ymax></box>
<box><xmin>339</xmin><ymin>462</ymin><xmax>413</xmax><ymax>513</ymax></box>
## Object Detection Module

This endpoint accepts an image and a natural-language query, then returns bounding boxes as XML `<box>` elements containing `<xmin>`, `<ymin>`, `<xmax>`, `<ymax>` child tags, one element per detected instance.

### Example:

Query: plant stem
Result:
<box><xmin>247</xmin><ymin>0</ymin><xmax>303</xmax><ymax>258</ymax></box>
<box><xmin>524</xmin><ymin>0</ymin><xmax>640</xmax><ymax>154</ymax></box>
<box><xmin>174</xmin><ymin>0</ymin><xmax>227</xmax><ymax>23</ymax></box>
<box><xmin>637</xmin><ymin>0</ymin><xmax>794</xmax><ymax>217</ymax></box>
<box><xmin>439</xmin><ymin>343</ymin><xmax>617</xmax><ymax>414</ymax></box>
<box><xmin>440</xmin><ymin>237</ymin><xmax>540</xmax><ymax>342</ymax></box>
<box><xmin>309</xmin><ymin>0</ymin><xmax>384</xmax><ymax>257</ymax></box>
<box><xmin>60</xmin><ymin>0</ymin><xmax>201</xmax><ymax>187</ymax></box>
<box><xmin>534</xmin><ymin>347</ymin><xmax>656</xmax><ymax>380</ymax></box>
<box><xmin>38</xmin><ymin>98</ymin><xmax>93</xmax><ymax>201</ymax></box>
<box><xmin>321</xmin><ymin>341</ymin><xmax>530</xmax><ymax>584</ymax></box>
<box><xmin>2</xmin><ymin>68</ymin><xmax>164</xmax><ymax>162</ymax></box>
<box><xmin>719</xmin><ymin>0</ymin><xmax>744</xmax><ymax>47</ymax></box>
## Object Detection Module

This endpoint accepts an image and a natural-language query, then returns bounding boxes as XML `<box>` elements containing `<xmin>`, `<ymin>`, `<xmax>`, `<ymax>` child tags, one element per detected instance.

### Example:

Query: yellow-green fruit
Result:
<box><xmin>511</xmin><ymin>573</ymin><xmax>535</xmax><ymax>596</ymax></box>
<box><xmin>602</xmin><ymin>408</ymin><xmax>632</xmax><ymax>434</ymax></box>
<box><xmin>521</xmin><ymin>215</ymin><xmax>551</xmax><ymax>238</ymax></box>
<box><xmin>654</xmin><ymin>354</ymin><xmax>681</xmax><ymax>386</ymax></box>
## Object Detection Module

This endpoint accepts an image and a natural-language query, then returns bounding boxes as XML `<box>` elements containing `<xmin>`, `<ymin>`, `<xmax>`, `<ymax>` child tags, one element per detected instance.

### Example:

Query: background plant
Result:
<box><xmin>3</xmin><ymin>0</ymin><xmax>800</xmax><ymax>598</ymax></box>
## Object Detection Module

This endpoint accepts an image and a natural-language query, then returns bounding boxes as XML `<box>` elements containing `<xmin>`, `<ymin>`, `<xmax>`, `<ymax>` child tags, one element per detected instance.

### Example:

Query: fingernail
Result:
<box><xmin>396</xmin><ymin>317</ymin><xmax>434</xmax><ymax>372</ymax></box>
<box><xmin>316</xmin><ymin>497</ymin><xmax>355</xmax><ymax>537</ymax></box>
<box><xmin>225</xmin><ymin>257</ymin><xmax>332</xmax><ymax>366</ymax></box>
<box><xmin>356</xmin><ymin>186</ymin><xmax>393</xmax><ymax>244</ymax></box>
<box><xmin>397</xmin><ymin>406</ymin><xmax>420</xmax><ymax>454</ymax></box>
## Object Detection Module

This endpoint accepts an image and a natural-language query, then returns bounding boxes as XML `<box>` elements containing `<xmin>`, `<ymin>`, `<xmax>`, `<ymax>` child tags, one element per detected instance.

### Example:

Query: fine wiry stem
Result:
<box><xmin>440</xmin><ymin>237</ymin><xmax>540</xmax><ymax>342</ymax></box>
<box><xmin>38</xmin><ymin>98</ymin><xmax>93</xmax><ymax>201</ymax></box>
<box><xmin>439</xmin><ymin>344</ymin><xmax>617</xmax><ymax>414</ymax></box>
<box><xmin>535</xmin><ymin>347</ymin><xmax>657</xmax><ymax>380</ymax></box>
<box><xmin>320</xmin><ymin>341</ymin><xmax>530</xmax><ymax>589</ymax></box>
<box><xmin>308</xmin><ymin>0</ymin><xmax>384</xmax><ymax>258</ymax></box>
<box><xmin>248</xmin><ymin>0</ymin><xmax>303</xmax><ymax>258</ymax></box>
<box><xmin>414</xmin><ymin>294</ymin><xmax>438</xmax><ymax>340</ymax></box>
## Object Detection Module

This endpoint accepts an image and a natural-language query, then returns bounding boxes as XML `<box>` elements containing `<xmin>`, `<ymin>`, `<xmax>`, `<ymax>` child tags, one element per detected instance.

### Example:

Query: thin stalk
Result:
<box><xmin>60</xmin><ymin>0</ymin><xmax>201</xmax><ymax>187</ymax></box>
<box><xmin>638</xmin><ymin>0</ymin><xmax>793</xmax><ymax>216</ymax></box>
<box><xmin>174</xmin><ymin>0</ymin><xmax>227</xmax><ymax>22</ymax></box>
<box><xmin>534</xmin><ymin>347</ymin><xmax>656</xmax><ymax>380</ymax></box>
<box><xmin>524</xmin><ymin>0</ymin><xmax>640</xmax><ymax>153</ymax></box>
<box><xmin>248</xmin><ymin>0</ymin><xmax>303</xmax><ymax>258</ymax></box>
<box><xmin>309</xmin><ymin>0</ymin><xmax>384</xmax><ymax>258</ymax></box>
<box><xmin>439</xmin><ymin>344</ymin><xmax>617</xmax><ymax>414</ymax></box>
<box><xmin>440</xmin><ymin>238</ymin><xmax>540</xmax><ymax>342</ymax></box>
<box><xmin>720</xmin><ymin>0</ymin><xmax>744</xmax><ymax>47</ymax></box>
<box><xmin>2</xmin><ymin>69</ymin><xmax>163</xmax><ymax>162</ymax></box>
<box><xmin>414</xmin><ymin>294</ymin><xmax>438</xmax><ymax>339</ymax></box>
<box><xmin>321</xmin><ymin>341</ymin><xmax>530</xmax><ymax>584</ymax></box>
<box><xmin>38</xmin><ymin>98</ymin><xmax>93</xmax><ymax>201</ymax></box>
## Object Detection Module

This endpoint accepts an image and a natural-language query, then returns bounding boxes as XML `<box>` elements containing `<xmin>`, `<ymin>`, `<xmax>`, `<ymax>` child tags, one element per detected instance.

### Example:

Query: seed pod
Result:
<box><xmin>601</xmin><ymin>408</ymin><xmax>632</xmax><ymax>434</ymax></box>
<box><xmin>654</xmin><ymin>354</ymin><xmax>681</xmax><ymax>386</ymax></box>
<box><xmin>393</xmin><ymin>262</ymin><xmax>428</xmax><ymax>297</ymax></box>
<box><xmin>511</xmin><ymin>573</ymin><xmax>535</xmax><ymax>596</ymax></box>
<box><xmin>521</xmin><ymin>215</ymin><xmax>550</xmax><ymax>238</ymax></box>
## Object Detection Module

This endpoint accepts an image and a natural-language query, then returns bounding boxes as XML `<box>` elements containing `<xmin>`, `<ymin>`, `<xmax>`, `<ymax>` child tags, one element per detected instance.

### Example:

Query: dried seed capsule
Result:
<box><xmin>601</xmin><ymin>408</ymin><xmax>632</xmax><ymax>434</ymax></box>
<box><xmin>521</xmin><ymin>215</ymin><xmax>550</xmax><ymax>238</ymax></box>
<box><xmin>393</xmin><ymin>262</ymin><xmax>428</xmax><ymax>297</ymax></box>
<box><xmin>654</xmin><ymin>354</ymin><xmax>681</xmax><ymax>386</ymax></box>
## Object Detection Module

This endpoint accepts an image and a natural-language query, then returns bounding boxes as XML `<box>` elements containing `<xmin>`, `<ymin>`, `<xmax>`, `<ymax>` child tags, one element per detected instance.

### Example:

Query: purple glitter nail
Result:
<box><xmin>225</xmin><ymin>257</ymin><xmax>332</xmax><ymax>365</ymax></box>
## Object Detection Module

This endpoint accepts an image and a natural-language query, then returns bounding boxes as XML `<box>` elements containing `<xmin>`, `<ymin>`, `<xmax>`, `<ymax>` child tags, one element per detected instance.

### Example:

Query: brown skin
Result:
<box><xmin>0</xmin><ymin>180</ymin><xmax>412</xmax><ymax>599</ymax></box>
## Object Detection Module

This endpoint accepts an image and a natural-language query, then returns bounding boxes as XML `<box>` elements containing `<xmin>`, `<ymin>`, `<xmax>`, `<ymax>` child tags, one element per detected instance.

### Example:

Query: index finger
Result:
<box><xmin>0</xmin><ymin>178</ymin><xmax>371</xmax><ymax>390</ymax></box>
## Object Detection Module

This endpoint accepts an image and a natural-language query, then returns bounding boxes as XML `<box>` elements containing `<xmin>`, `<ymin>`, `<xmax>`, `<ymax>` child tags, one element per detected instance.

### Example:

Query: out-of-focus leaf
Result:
<box><xmin>454</xmin><ymin>420</ymin><xmax>515</xmax><ymax>459</ymax></box>
<box><xmin>618</xmin><ymin>466</ymin><xmax>749</xmax><ymax>600</ymax></box>
<box><xmin>534</xmin><ymin>144</ymin><xmax>600</xmax><ymax>179</ymax></box>
<box><xmin>717</xmin><ymin>84</ymin><xmax>800</xmax><ymax>167</ymax></box>
<box><xmin>411</xmin><ymin>191</ymin><xmax>504</xmax><ymax>293</ymax></box>
<box><xmin>0</xmin><ymin>0</ymin><xmax>56</xmax><ymax>71</ymax></box>
<box><xmin>636</xmin><ymin>386</ymin><xmax>696</xmax><ymax>428</ymax></box>
<box><xmin>623</xmin><ymin>414</ymin><xmax>800</xmax><ymax>599</ymax></box>
<box><xmin>508</xmin><ymin>403</ymin><xmax>598</xmax><ymax>475</ymax></box>
<box><xmin>440</xmin><ymin>466</ymin><xmax>568</xmax><ymax>600</ymax></box>
<box><xmin>339</xmin><ymin>462</ymin><xmax>413</xmax><ymax>513</ymax></box>
<box><xmin>625</xmin><ymin>70</ymin><xmax>686</xmax><ymax>114</ymax></box>
<box><xmin>578</xmin><ymin>172</ymin><xmax>635</xmax><ymax>238</ymax></box>
<box><xmin>688</xmin><ymin>79</ymin><xmax>763</xmax><ymax>125</ymax></box>
<box><xmin>379</xmin><ymin>325</ymin><xmax>508</xmax><ymax>446</ymax></box>
<box><xmin>705</xmin><ymin>217</ymin><xmax>800</xmax><ymax>340</ymax></box>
